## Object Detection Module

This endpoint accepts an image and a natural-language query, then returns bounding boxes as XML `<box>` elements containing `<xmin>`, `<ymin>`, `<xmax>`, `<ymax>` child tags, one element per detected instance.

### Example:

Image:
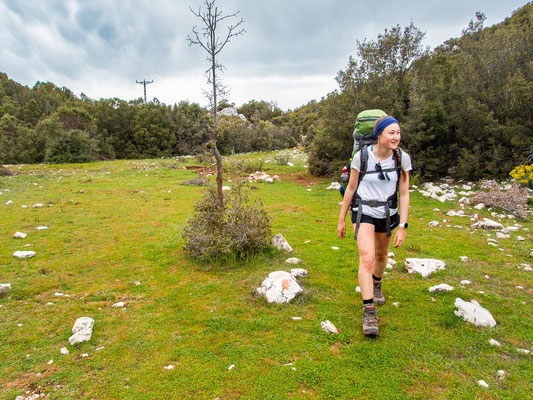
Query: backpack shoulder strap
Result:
<box><xmin>359</xmin><ymin>146</ymin><xmax>369</xmax><ymax>182</ymax></box>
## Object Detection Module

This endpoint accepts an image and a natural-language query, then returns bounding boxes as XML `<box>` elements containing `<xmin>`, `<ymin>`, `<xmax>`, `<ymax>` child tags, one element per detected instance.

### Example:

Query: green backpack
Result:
<box><xmin>351</xmin><ymin>109</ymin><xmax>387</xmax><ymax>155</ymax></box>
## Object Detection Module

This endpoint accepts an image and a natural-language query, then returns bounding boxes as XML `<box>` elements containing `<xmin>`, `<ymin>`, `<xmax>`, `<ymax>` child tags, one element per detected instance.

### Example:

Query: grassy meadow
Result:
<box><xmin>1</xmin><ymin>149</ymin><xmax>532</xmax><ymax>399</ymax></box>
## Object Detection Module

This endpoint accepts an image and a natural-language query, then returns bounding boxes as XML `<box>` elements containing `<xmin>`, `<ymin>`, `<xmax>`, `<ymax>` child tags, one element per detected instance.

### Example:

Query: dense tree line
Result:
<box><xmin>304</xmin><ymin>4</ymin><xmax>533</xmax><ymax>181</ymax></box>
<box><xmin>0</xmin><ymin>76</ymin><xmax>298</xmax><ymax>164</ymax></box>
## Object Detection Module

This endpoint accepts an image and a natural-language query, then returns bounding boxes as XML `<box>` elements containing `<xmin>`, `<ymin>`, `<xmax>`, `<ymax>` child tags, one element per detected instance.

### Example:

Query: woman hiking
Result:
<box><xmin>337</xmin><ymin>115</ymin><xmax>412</xmax><ymax>336</ymax></box>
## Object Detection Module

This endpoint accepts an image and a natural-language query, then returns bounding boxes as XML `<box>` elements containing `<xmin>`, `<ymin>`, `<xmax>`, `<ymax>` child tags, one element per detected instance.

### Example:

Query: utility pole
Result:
<box><xmin>136</xmin><ymin>79</ymin><xmax>153</xmax><ymax>103</ymax></box>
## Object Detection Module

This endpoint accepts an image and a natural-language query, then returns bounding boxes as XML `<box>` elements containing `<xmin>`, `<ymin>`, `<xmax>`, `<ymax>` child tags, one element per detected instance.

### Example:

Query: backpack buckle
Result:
<box><xmin>367</xmin><ymin>200</ymin><xmax>379</xmax><ymax>207</ymax></box>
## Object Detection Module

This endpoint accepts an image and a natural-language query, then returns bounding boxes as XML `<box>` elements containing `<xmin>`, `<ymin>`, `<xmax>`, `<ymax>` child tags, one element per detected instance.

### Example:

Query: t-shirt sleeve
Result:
<box><xmin>351</xmin><ymin>151</ymin><xmax>362</xmax><ymax>171</ymax></box>
<box><xmin>401</xmin><ymin>151</ymin><xmax>412</xmax><ymax>172</ymax></box>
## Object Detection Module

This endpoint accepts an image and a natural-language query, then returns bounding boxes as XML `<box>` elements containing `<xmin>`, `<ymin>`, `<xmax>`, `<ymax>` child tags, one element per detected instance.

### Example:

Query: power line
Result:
<box><xmin>136</xmin><ymin>79</ymin><xmax>153</xmax><ymax>103</ymax></box>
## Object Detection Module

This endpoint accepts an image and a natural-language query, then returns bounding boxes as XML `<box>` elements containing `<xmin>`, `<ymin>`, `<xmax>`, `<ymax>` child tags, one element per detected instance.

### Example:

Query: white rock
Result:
<box><xmin>524</xmin><ymin>266</ymin><xmax>532</xmax><ymax>272</ymax></box>
<box><xmin>320</xmin><ymin>320</ymin><xmax>340</xmax><ymax>334</ymax></box>
<box><xmin>228</xmin><ymin>364</ymin><xmax>235</xmax><ymax>370</ymax></box>
<box><xmin>472</xmin><ymin>219</ymin><xmax>504</xmax><ymax>230</ymax></box>
<box><xmin>307</xmin><ymin>188</ymin><xmax>312</xmax><ymax>191</ymax></box>
<box><xmin>285</xmin><ymin>258</ymin><xmax>301</xmax><ymax>265</ymax></box>
<box><xmin>474</xmin><ymin>203</ymin><xmax>485</xmax><ymax>210</ymax></box>
<box><xmin>428</xmin><ymin>221</ymin><xmax>440</xmax><ymax>227</ymax></box>
<box><xmin>163</xmin><ymin>364</ymin><xmax>175</xmax><ymax>370</ymax></box>
<box><xmin>429</xmin><ymin>284</ymin><xmax>454</xmax><ymax>293</ymax></box>
<box><xmin>272</xmin><ymin>234</ymin><xmax>292</xmax><ymax>252</ymax></box>
<box><xmin>478</xmin><ymin>291</ymin><xmax>485</xmax><ymax>294</ymax></box>
<box><xmin>5</xmin><ymin>200</ymin><xmax>13</xmax><ymax>205</ymax></box>
<box><xmin>496</xmin><ymin>232</ymin><xmax>510</xmax><ymax>239</ymax></box>
<box><xmin>291</xmin><ymin>317</ymin><xmax>302</xmax><ymax>320</ymax></box>
<box><xmin>477</xmin><ymin>380</ymin><xmax>489</xmax><ymax>388</ymax></box>
<box><xmin>459</xmin><ymin>197</ymin><xmax>469</xmax><ymax>204</ymax></box>
<box><xmin>489</xmin><ymin>339</ymin><xmax>501</xmax><ymax>347</ymax></box>
<box><xmin>393</xmin><ymin>302</ymin><xmax>399</xmax><ymax>307</ymax></box>
<box><xmin>68</xmin><ymin>317</ymin><xmax>94</xmax><ymax>345</ymax></box>
<box><xmin>47</xmin><ymin>359</ymin><xmax>54</xmax><ymax>365</ymax></box>
<box><xmin>516</xmin><ymin>348</ymin><xmax>530</xmax><ymax>354</ymax></box>
<box><xmin>256</xmin><ymin>271</ymin><xmax>302</xmax><ymax>304</ymax></box>
<box><xmin>265</xmin><ymin>178</ymin><xmax>273</xmax><ymax>183</ymax></box>
<box><xmin>36</xmin><ymin>226</ymin><xmax>48</xmax><ymax>230</ymax></box>
<box><xmin>112</xmin><ymin>302</ymin><xmax>125</xmax><ymax>308</ymax></box>
<box><xmin>287</xmin><ymin>162</ymin><xmax>294</xmax><ymax>167</ymax></box>
<box><xmin>290</xmin><ymin>268</ymin><xmax>307</xmax><ymax>278</ymax></box>
<box><xmin>388</xmin><ymin>258</ymin><xmax>397</xmax><ymax>265</ymax></box>
<box><xmin>222</xmin><ymin>186</ymin><xmax>231</xmax><ymax>191</ymax></box>
<box><xmin>13</xmin><ymin>251</ymin><xmax>36</xmax><ymax>258</ymax></box>
<box><xmin>355</xmin><ymin>286</ymin><xmax>361</xmax><ymax>292</ymax></box>
<box><xmin>516</xmin><ymin>236</ymin><xmax>525</xmax><ymax>241</ymax></box>
<box><xmin>454</xmin><ymin>298</ymin><xmax>496</xmax><ymax>327</ymax></box>
<box><xmin>60</xmin><ymin>347</ymin><xmax>69</xmax><ymax>355</ymax></box>
<box><xmin>460</xmin><ymin>280</ymin><xmax>472</xmax><ymax>285</ymax></box>
<box><xmin>327</xmin><ymin>182</ymin><xmax>341</xmax><ymax>190</ymax></box>
<box><xmin>497</xmin><ymin>370</ymin><xmax>505</xmax><ymax>379</ymax></box>
<box><xmin>133</xmin><ymin>281</ymin><xmax>141</xmax><ymax>285</ymax></box>
<box><xmin>447</xmin><ymin>210</ymin><xmax>466</xmax><ymax>217</ymax></box>
<box><xmin>13</xmin><ymin>231</ymin><xmax>27</xmax><ymax>239</ymax></box>
<box><xmin>304</xmin><ymin>240</ymin><xmax>311</xmax><ymax>244</ymax></box>
<box><xmin>405</xmin><ymin>258</ymin><xmax>446</xmax><ymax>278</ymax></box>
<box><xmin>0</xmin><ymin>283</ymin><xmax>11</xmax><ymax>295</ymax></box>
<box><xmin>32</xmin><ymin>203</ymin><xmax>44</xmax><ymax>208</ymax></box>
<box><xmin>331</xmin><ymin>246</ymin><xmax>339</xmax><ymax>250</ymax></box>
<box><xmin>505</xmin><ymin>226</ymin><xmax>520</xmax><ymax>231</ymax></box>
<box><xmin>484</xmin><ymin>275</ymin><xmax>490</xmax><ymax>279</ymax></box>
<box><xmin>515</xmin><ymin>285</ymin><xmax>524</xmax><ymax>290</ymax></box>
<box><xmin>460</xmin><ymin>256</ymin><xmax>468</xmax><ymax>262</ymax></box>
<box><xmin>388</xmin><ymin>252</ymin><xmax>395</xmax><ymax>258</ymax></box>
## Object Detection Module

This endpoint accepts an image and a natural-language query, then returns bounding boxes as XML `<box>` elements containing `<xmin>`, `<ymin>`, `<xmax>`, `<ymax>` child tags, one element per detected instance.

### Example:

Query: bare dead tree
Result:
<box><xmin>187</xmin><ymin>0</ymin><xmax>245</xmax><ymax>211</ymax></box>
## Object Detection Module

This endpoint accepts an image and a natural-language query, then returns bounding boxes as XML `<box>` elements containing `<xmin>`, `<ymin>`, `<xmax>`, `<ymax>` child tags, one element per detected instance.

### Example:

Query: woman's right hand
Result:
<box><xmin>338</xmin><ymin>220</ymin><xmax>346</xmax><ymax>239</ymax></box>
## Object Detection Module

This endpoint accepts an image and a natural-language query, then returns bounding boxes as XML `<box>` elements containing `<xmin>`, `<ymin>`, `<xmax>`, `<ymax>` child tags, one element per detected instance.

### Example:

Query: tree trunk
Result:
<box><xmin>211</xmin><ymin>50</ymin><xmax>224</xmax><ymax>212</ymax></box>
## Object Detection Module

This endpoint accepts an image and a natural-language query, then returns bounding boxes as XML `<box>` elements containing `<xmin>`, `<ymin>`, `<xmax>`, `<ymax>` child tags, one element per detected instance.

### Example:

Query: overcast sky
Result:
<box><xmin>1</xmin><ymin>0</ymin><xmax>528</xmax><ymax>110</ymax></box>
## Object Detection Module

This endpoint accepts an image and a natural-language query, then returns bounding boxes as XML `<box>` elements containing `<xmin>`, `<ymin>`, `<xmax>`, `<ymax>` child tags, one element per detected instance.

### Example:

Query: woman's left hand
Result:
<box><xmin>393</xmin><ymin>228</ymin><xmax>406</xmax><ymax>248</ymax></box>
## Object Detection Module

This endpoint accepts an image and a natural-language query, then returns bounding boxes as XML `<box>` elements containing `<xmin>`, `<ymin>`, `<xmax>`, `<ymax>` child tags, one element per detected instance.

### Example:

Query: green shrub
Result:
<box><xmin>182</xmin><ymin>181</ymin><xmax>271</xmax><ymax>262</ymax></box>
<box><xmin>45</xmin><ymin>129</ymin><xmax>98</xmax><ymax>164</ymax></box>
<box><xmin>274</xmin><ymin>152</ymin><xmax>291</xmax><ymax>165</ymax></box>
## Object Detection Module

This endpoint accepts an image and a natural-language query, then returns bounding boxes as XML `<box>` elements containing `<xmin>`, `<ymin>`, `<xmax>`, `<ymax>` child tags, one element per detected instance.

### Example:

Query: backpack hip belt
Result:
<box><xmin>353</xmin><ymin>198</ymin><xmax>394</xmax><ymax>240</ymax></box>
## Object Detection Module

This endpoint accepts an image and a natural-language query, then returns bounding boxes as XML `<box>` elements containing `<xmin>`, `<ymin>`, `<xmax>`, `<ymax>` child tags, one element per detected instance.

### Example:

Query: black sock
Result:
<box><xmin>363</xmin><ymin>298</ymin><xmax>374</xmax><ymax>306</ymax></box>
<box><xmin>372</xmin><ymin>274</ymin><xmax>382</xmax><ymax>282</ymax></box>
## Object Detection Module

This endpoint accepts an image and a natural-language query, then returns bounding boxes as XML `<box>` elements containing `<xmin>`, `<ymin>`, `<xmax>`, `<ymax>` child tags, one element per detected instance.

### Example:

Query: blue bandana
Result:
<box><xmin>374</xmin><ymin>117</ymin><xmax>399</xmax><ymax>139</ymax></box>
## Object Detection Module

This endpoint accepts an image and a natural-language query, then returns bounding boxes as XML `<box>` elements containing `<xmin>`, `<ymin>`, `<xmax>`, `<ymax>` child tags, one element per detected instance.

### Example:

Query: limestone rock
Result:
<box><xmin>249</xmin><ymin>171</ymin><xmax>271</xmax><ymax>182</ymax></box>
<box><xmin>477</xmin><ymin>380</ymin><xmax>489</xmax><ymax>388</ymax></box>
<box><xmin>13</xmin><ymin>250</ymin><xmax>36</xmax><ymax>258</ymax></box>
<box><xmin>222</xmin><ymin>186</ymin><xmax>231</xmax><ymax>191</ymax></box>
<box><xmin>428</xmin><ymin>221</ymin><xmax>440</xmax><ymax>227</ymax></box>
<box><xmin>460</xmin><ymin>256</ymin><xmax>468</xmax><ymax>262</ymax></box>
<box><xmin>256</xmin><ymin>271</ymin><xmax>302</xmax><ymax>304</ymax></box>
<box><xmin>272</xmin><ymin>234</ymin><xmax>292</xmax><ymax>252</ymax></box>
<box><xmin>429</xmin><ymin>284</ymin><xmax>454</xmax><ymax>293</ymax></box>
<box><xmin>327</xmin><ymin>182</ymin><xmax>341</xmax><ymax>190</ymax></box>
<box><xmin>13</xmin><ymin>231</ymin><xmax>27</xmax><ymax>239</ymax></box>
<box><xmin>36</xmin><ymin>226</ymin><xmax>48</xmax><ymax>230</ymax></box>
<box><xmin>454</xmin><ymin>298</ymin><xmax>496</xmax><ymax>327</ymax></box>
<box><xmin>496</xmin><ymin>232</ymin><xmax>510</xmax><ymax>239</ymax></box>
<box><xmin>60</xmin><ymin>347</ymin><xmax>69</xmax><ymax>355</ymax></box>
<box><xmin>472</xmin><ymin>219</ymin><xmax>504</xmax><ymax>230</ymax></box>
<box><xmin>474</xmin><ymin>203</ymin><xmax>485</xmax><ymax>210</ymax></box>
<box><xmin>69</xmin><ymin>317</ymin><xmax>94</xmax><ymax>345</ymax></box>
<box><xmin>0</xmin><ymin>283</ymin><xmax>11</xmax><ymax>295</ymax></box>
<box><xmin>489</xmin><ymin>339</ymin><xmax>501</xmax><ymax>347</ymax></box>
<box><xmin>405</xmin><ymin>258</ymin><xmax>446</xmax><ymax>278</ymax></box>
<box><xmin>112</xmin><ymin>302</ymin><xmax>125</xmax><ymax>308</ymax></box>
<box><xmin>285</xmin><ymin>257</ymin><xmax>301</xmax><ymax>265</ymax></box>
<box><xmin>460</xmin><ymin>280</ymin><xmax>472</xmax><ymax>285</ymax></box>
<box><xmin>290</xmin><ymin>268</ymin><xmax>307</xmax><ymax>278</ymax></box>
<box><xmin>320</xmin><ymin>320</ymin><xmax>340</xmax><ymax>334</ymax></box>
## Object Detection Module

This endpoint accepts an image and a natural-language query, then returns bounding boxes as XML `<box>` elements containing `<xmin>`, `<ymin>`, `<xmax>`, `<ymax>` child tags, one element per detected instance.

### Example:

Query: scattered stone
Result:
<box><xmin>447</xmin><ymin>210</ymin><xmax>466</xmax><ymax>217</ymax></box>
<box><xmin>433</xmin><ymin>208</ymin><xmax>440</xmax><ymax>211</ymax></box>
<box><xmin>524</xmin><ymin>266</ymin><xmax>532</xmax><ymax>272</ymax></box>
<box><xmin>249</xmin><ymin>171</ymin><xmax>271</xmax><ymax>182</ymax></box>
<box><xmin>478</xmin><ymin>291</ymin><xmax>485</xmax><ymax>294</ymax></box>
<box><xmin>484</xmin><ymin>275</ymin><xmax>490</xmax><ymax>279</ymax></box>
<box><xmin>388</xmin><ymin>252</ymin><xmax>395</xmax><ymax>258</ymax></box>
<box><xmin>320</xmin><ymin>320</ymin><xmax>340</xmax><ymax>334</ymax></box>
<box><xmin>428</xmin><ymin>221</ymin><xmax>440</xmax><ymax>227</ymax></box>
<box><xmin>393</xmin><ymin>302</ymin><xmax>399</xmax><ymax>307</ymax></box>
<box><xmin>256</xmin><ymin>271</ymin><xmax>302</xmax><ymax>304</ymax></box>
<box><xmin>133</xmin><ymin>281</ymin><xmax>141</xmax><ymax>285</ymax></box>
<box><xmin>516</xmin><ymin>348</ymin><xmax>530</xmax><ymax>354</ymax></box>
<box><xmin>327</xmin><ymin>182</ymin><xmax>341</xmax><ymax>190</ymax></box>
<box><xmin>0</xmin><ymin>283</ymin><xmax>11</xmax><ymax>295</ymax></box>
<box><xmin>497</xmin><ymin>370</ymin><xmax>505</xmax><ymax>379</ymax></box>
<box><xmin>496</xmin><ymin>232</ymin><xmax>510</xmax><ymax>239</ymax></box>
<box><xmin>489</xmin><ymin>339</ymin><xmax>501</xmax><ymax>347</ymax></box>
<box><xmin>5</xmin><ymin>200</ymin><xmax>13</xmax><ymax>205</ymax></box>
<box><xmin>69</xmin><ymin>317</ymin><xmax>94</xmax><ymax>345</ymax></box>
<box><xmin>112</xmin><ymin>302</ymin><xmax>125</xmax><ymax>308</ymax></box>
<box><xmin>291</xmin><ymin>317</ymin><xmax>302</xmax><ymax>320</ymax></box>
<box><xmin>228</xmin><ymin>364</ymin><xmax>235</xmax><ymax>370</ymax></box>
<box><xmin>13</xmin><ymin>251</ymin><xmax>36</xmax><ymax>258</ymax></box>
<box><xmin>429</xmin><ymin>284</ymin><xmax>454</xmax><ymax>293</ymax></box>
<box><xmin>517</xmin><ymin>236</ymin><xmax>525</xmax><ymax>241</ymax></box>
<box><xmin>290</xmin><ymin>268</ymin><xmax>307</xmax><ymax>278</ymax></box>
<box><xmin>163</xmin><ymin>365</ymin><xmax>175</xmax><ymax>370</ymax></box>
<box><xmin>460</xmin><ymin>256</ymin><xmax>468</xmax><ymax>262</ymax></box>
<box><xmin>96</xmin><ymin>346</ymin><xmax>105</xmax><ymax>351</ymax></box>
<box><xmin>32</xmin><ymin>203</ymin><xmax>44</xmax><ymax>208</ymax></box>
<box><xmin>477</xmin><ymin>380</ymin><xmax>489</xmax><ymax>388</ymax></box>
<box><xmin>36</xmin><ymin>226</ymin><xmax>48</xmax><ymax>230</ymax></box>
<box><xmin>47</xmin><ymin>359</ymin><xmax>54</xmax><ymax>365</ymax></box>
<box><xmin>80</xmin><ymin>353</ymin><xmax>89</xmax><ymax>358</ymax></box>
<box><xmin>454</xmin><ymin>298</ymin><xmax>496</xmax><ymax>327</ymax></box>
<box><xmin>405</xmin><ymin>258</ymin><xmax>446</xmax><ymax>278</ymax></box>
<box><xmin>13</xmin><ymin>231</ymin><xmax>27</xmax><ymax>239</ymax></box>
<box><xmin>60</xmin><ymin>347</ymin><xmax>69</xmax><ymax>355</ymax></box>
<box><xmin>307</xmin><ymin>188</ymin><xmax>312</xmax><ymax>192</ymax></box>
<box><xmin>222</xmin><ymin>186</ymin><xmax>231</xmax><ymax>191</ymax></box>
<box><xmin>472</xmin><ymin>219</ymin><xmax>504</xmax><ymax>230</ymax></box>
<box><xmin>515</xmin><ymin>285</ymin><xmax>524</xmax><ymax>290</ymax></box>
<box><xmin>285</xmin><ymin>258</ymin><xmax>301</xmax><ymax>265</ymax></box>
<box><xmin>272</xmin><ymin>234</ymin><xmax>292</xmax><ymax>252</ymax></box>
<box><xmin>355</xmin><ymin>286</ymin><xmax>361</xmax><ymax>293</ymax></box>
<box><xmin>331</xmin><ymin>246</ymin><xmax>339</xmax><ymax>250</ymax></box>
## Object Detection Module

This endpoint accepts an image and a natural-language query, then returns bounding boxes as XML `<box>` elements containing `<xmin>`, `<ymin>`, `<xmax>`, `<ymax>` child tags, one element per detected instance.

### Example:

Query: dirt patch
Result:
<box><xmin>278</xmin><ymin>171</ymin><xmax>324</xmax><ymax>187</ymax></box>
<box><xmin>184</xmin><ymin>165</ymin><xmax>216</xmax><ymax>175</ymax></box>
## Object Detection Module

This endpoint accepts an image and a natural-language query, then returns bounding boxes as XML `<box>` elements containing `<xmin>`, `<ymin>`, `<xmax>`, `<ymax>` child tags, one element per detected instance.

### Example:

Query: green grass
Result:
<box><xmin>1</xmin><ymin>151</ymin><xmax>532</xmax><ymax>399</ymax></box>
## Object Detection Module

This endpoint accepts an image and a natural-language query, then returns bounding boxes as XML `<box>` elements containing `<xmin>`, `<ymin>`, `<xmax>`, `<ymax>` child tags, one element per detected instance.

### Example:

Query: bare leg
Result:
<box><xmin>373</xmin><ymin>232</ymin><xmax>393</xmax><ymax>278</ymax></box>
<box><xmin>354</xmin><ymin>223</ymin><xmax>375</xmax><ymax>300</ymax></box>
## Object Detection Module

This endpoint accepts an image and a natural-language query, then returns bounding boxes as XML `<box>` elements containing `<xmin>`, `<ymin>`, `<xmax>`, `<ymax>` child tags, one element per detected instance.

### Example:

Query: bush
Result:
<box><xmin>224</xmin><ymin>159</ymin><xmax>264</xmax><ymax>174</ymax></box>
<box><xmin>182</xmin><ymin>181</ymin><xmax>271</xmax><ymax>262</ymax></box>
<box><xmin>471</xmin><ymin>181</ymin><xmax>529</xmax><ymax>220</ymax></box>
<box><xmin>0</xmin><ymin>167</ymin><xmax>16</xmax><ymax>176</ymax></box>
<box><xmin>510</xmin><ymin>164</ymin><xmax>533</xmax><ymax>189</ymax></box>
<box><xmin>45</xmin><ymin>129</ymin><xmax>98</xmax><ymax>164</ymax></box>
<box><xmin>274</xmin><ymin>152</ymin><xmax>291</xmax><ymax>165</ymax></box>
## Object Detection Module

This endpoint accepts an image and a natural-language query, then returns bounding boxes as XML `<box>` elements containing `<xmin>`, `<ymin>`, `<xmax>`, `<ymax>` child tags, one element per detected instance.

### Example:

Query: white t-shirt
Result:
<box><xmin>350</xmin><ymin>148</ymin><xmax>412</xmax><ymax>218</ymax></box>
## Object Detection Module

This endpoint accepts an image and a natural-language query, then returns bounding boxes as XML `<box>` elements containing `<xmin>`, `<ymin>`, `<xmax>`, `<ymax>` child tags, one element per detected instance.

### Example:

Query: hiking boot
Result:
<box><xmin>373</xmin><ymin>280</ymin><xmax>385</xmax><ymax>305</ymax></box>
<box><xmin>362</xmin><ymin>304</ymin><xmax>379</xmax><ymax>336</ymax></box>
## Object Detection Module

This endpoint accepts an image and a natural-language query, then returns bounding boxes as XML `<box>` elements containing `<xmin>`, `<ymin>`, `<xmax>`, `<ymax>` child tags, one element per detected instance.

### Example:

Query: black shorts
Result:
<box><xmin>351</xmin><ymin>212</ymin><xmax>400</xmax><ymax>233</ymax></box>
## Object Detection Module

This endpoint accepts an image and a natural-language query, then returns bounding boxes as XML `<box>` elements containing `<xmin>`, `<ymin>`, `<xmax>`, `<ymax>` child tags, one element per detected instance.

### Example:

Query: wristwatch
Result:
<box><xmin>398</xmin><ymin>223</ymin><xmax>408</xmax><ymax>229</ymax></box>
